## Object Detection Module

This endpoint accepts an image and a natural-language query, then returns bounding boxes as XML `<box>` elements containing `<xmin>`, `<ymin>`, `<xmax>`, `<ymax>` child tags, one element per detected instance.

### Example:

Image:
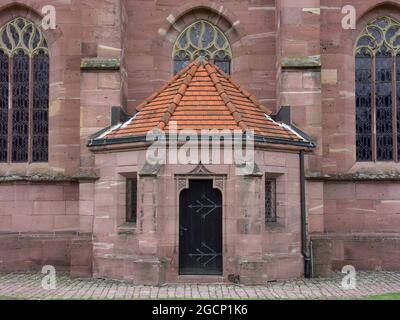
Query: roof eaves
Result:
<box><xmin>87</xmin><ymin>134</ymin><xmax>149</xmax><ymax>147</ymax></box>
<box><xmin>253</xmin><ymin>135</ymin><xmax>316</xmax><ymax>148</ymax></box>
<box><xmin>88</xmin><ymin>133</ymin><xmax>316</xmax><ymax>149</ymax></box>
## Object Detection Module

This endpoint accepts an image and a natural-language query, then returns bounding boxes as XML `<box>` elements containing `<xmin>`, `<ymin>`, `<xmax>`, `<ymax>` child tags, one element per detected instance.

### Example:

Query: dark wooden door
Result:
<box><xmin>179</xmin><ymin>180</ymin><xmax>223</xmax><ymax>275</ymax></box>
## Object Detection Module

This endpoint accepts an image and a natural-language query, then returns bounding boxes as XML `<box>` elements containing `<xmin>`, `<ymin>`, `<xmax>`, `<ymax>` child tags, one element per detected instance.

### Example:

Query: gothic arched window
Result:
<box><xmin>355</xmin><ymin>16</ymin><xmax>400</xmax><ymax>162</ymax></box>
<box><xmin>0</xmin><ymin>17</ymin><xmax>49</xmax><ymax>163</ymax></box>
<box><xmin>173</xmin><ymin>20</ymin><xmax>232</xmax><ymax>75</ymax></box>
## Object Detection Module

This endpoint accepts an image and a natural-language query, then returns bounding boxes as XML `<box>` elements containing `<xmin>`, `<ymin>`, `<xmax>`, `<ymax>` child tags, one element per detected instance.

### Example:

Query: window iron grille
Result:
<box><xmin>265</xmin><ymin>179</ymin><xmax>277</xmax><ymax>224</ymax></box>
<box><xmin>126</xmin><ymin>177</ymin><xmax>138</xmax><ymax>224</ymax></box>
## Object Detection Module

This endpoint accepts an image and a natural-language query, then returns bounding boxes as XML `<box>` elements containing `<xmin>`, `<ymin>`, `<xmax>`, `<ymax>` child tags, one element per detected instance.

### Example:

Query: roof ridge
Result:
<box><xmin>136</xmin><ymin>62</ymin><xmax>193</xmax><ymax>112</ymax></box>
<box><xmin>204</xmin><ymin>63</ymin><xmax>248</xmax><ymax>132</ymax></box>
<box><xmin>158</xmin><ymin>61</ymin><xmax>200</xmax><ymax>130</ymax></box>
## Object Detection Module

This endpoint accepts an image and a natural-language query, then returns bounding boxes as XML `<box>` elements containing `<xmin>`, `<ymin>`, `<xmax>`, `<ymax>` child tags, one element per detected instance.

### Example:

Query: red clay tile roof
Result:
<box><xmin>100</xmin><ymin>60</ymin><xmax>305</xmax><ymax>142</ymax></box>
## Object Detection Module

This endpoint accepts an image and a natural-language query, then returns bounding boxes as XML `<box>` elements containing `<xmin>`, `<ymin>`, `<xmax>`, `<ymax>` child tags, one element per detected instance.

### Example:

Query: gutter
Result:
<box><xmin>300</xmin><ymin>150</ymin><xmax>312</xmax><ymax>278</ymax></box>
<box><xmin>88</xmin><ymin>134</ymin><xmax>316</xmax><ymax>149</ymax></box>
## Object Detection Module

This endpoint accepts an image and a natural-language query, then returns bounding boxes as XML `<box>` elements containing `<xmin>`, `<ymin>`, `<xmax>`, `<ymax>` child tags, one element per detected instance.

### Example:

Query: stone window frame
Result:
<box><xmin>172</xmin><ymin>20</ymin><xmax>232</xmax><ymax>75</ymax></box>
<box><xmin>125</xmin><ymin>174</ymin><xmax>138</xmax><ymax>224</ymax></box>
<box><xmin>117</xmin><ymin>171</ymin><xmax>140</xmax><ymax>234</ymax></box>
<box><xmin>159</xmin><ymin>5</ymin><xmax>244</xmax><ymax>79</ymax></box>
<box><xmin>264</xmin><ymin>172</ymin><xmax>286</xmax><ymax>230</ymax></box>
<box><xmin>0</xmin><ymin>16</ymin><xmax>49</xmax><ymax>164</ymax></box>
<box><xmin>265</xmin><ymin>177</ymin><xmax>277</xmax><ymax>224</ymax></box>
<box><xmin>354</xmin><ymin>16</ymin><xmax>400</xmax><ymax>162</ymax></box>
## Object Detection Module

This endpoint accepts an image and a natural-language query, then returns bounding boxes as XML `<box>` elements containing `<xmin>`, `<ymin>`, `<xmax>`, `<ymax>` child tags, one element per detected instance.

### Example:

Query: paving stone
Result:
<box><xmin>0</xmin><ymin>272</ymin><xmax>399</xmax><ymax>300</ymax></box>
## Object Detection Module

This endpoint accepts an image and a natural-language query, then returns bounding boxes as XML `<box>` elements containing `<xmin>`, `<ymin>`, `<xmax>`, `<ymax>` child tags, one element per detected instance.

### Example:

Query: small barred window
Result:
<box><xmin>126</xmin><ymin>176</ymin><xmax>138</xmax><ymax>224</ymax></box>
<box><xmin>265</xmin><ymin>179</ymin><xmax>277</xmax><ymax>224</ymax></box>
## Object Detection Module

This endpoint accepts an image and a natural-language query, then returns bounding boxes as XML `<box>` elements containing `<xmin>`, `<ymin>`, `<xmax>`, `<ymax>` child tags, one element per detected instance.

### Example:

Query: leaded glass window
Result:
<box><xmin>32</xmin><ymin>51</ymin><xmax>49</xmax><ymax>162</ymax></box>
<box><xmin>0</xmin><ymin>17</ymin><xmax>49</xmax><ymax>163</ymax></box>
<box><xmin>397</xmin><ymin>55</ymin><xmax>400</xmax><ymax>161</ymax></box>
<box><xmin>126</xmin><ymin>176</ymin><xmax>138</xmax><ymax>224</ymax></box>
<box><xmin>265</xmin><ymin>179</ymin><xmax>277</xmax><ymax>224</ymax></box>
<box><xmin>356</xmin><ymin>50</ymin><xmax>373</xmax><ymax>161</ymax></box>
<box><xmin>355</xmin><ymin>16</ymin><xmax>400</xmax><ymax>162</ymax></box>
<box><xmin>0</xmin><ymin>49</ymin><xmax>8</xmax><ymax>162</ymax></box>
<box><xmin>12</xmin><ymin>51</ymin><xmax>30</xmax><ymax>162</ymax></box>
<box><xmin>173</xmin><ymin>20</ymin><xmax>232</xmax><ymax>74</ymax></box>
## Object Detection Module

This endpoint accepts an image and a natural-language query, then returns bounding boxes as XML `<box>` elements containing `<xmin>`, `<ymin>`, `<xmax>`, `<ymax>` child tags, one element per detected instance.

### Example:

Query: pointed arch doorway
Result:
<box><xmin>179</xmin><ymin>179</ymin><xmax>223</xmax><ymax>276</ymax></box>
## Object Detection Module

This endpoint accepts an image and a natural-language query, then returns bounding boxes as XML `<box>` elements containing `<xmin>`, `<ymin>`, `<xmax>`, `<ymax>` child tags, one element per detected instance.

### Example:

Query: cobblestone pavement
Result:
<box><xmin>0</xmin><ymin>272</ymin><xmax>399</xmax><ymax>300</ymax></box>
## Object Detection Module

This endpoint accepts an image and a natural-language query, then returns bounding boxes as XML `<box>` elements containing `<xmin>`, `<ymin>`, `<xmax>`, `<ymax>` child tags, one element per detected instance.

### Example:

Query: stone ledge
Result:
<box><xmin>81</xmin><ymin>58</ymin><xmax>120</xmax><ymax>71</ymax></box>
<box><xmin>306</xmin><ymin>172</ymin><xmax>400</xmax><ymax>181</ymax></box>
<box><xmin>0</xmin><ymin>232</ymin><xmax>92</xmax><ymax>239</ymax></box>
<box><xmin>281</xmin><ymin>55</ymin><xmax>321</xmax><ymax>69</ymax></box>
<box><xmin>311</xmin><ymin>233</ymin><xmax>400</xmax><ymax>241</ymax></box>
<box><xmin>0</xmin><ymin>172</ymin><xmax>99</xmax><ymax>183</ymax></box>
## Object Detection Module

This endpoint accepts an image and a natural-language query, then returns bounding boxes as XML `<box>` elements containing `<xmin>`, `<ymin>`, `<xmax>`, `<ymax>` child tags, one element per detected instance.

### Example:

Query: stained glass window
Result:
<box><xmin>173</xmin><ymin>20</ymin><xmax>232</xmax><ymax>74</ymax></box>
<box><xmin>265</xmin><ymin>179</ymin><xmax>277</xmax><ymax>224</ymax></box>
<box><xmin>355</xmin><ymin>16</ymin><xmax>400</xmax><ymax>162</ymax></box>
<box><xmin>0</xmin><ymin>17</ymin><xmax>49</xmax><ymax>163</ymax></box>
<box><xmin>397</xmin><ymin>54</ymin><xmax>400</xmax><ymax>161</ymax></box>
<box><xmin>375</xmin><ymin>46</ymin><xmax>393</xmax><ymax>161</ymax></box>
<box><xmin>32</xmin><ymin>51</ymin><xmax>49</xmax><ymax>162</ymax></box>
<box><xmin>0</xmin><ymin>50</ymin><xmax>8</xmax><ymax>162</ymax></box>
<box><xmin>12</xmin><ymin>51</ymin><xmax>29</xmax><ymax>162</ymax></box>
<box><xmin>355</xmin><ymin>50</ymin><xmax>372</xmax><ymax>161</ymax></box>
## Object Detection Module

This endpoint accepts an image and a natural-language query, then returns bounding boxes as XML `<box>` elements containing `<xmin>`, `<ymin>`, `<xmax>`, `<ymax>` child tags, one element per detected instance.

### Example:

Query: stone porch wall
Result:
<box><xmin>90</xmin><ymin>148</ymin><xmax>303</xmax><ymax>285</ymax></box>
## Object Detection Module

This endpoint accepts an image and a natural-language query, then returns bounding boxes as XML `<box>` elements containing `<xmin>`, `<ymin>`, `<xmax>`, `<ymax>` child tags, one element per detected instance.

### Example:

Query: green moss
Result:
<box><xmin>281</xmin><ymin>55</ymin><xmax>321</xmax><ymax>69</ymax></box>
<box><xmin>81</xmin><ymin>58</ymin><xmax>120</xmax><ymax>71</ymax></box>
<box><xmin>366</xmin><ymin>293</ymin><xmax>400</xmax><ymax>300</ymax></box>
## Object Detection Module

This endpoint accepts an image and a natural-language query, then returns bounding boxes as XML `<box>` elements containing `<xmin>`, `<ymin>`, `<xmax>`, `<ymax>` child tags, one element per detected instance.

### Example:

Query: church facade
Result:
<box><xmin>0</xmin><ymin>0</ymin><xmax>400</xmax><ymax>285</ymax></box>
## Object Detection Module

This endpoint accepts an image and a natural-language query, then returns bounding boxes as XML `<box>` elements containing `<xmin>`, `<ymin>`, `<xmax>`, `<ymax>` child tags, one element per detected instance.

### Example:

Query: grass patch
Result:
<box><xmin>0</xmin><ymin>296</ymin><xmax>26</xmax><ymax>300</ymax></box>
<box><xmin>366</xmin><ymin>293</ymin><xmax>400</xmax><ymax>300</ymax></box>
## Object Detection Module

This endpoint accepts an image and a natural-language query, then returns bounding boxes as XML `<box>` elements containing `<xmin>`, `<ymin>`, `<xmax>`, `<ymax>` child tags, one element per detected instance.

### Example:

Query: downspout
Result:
<box><xmin>300</xmin><ymin>150</ymin><xmax>312</xmax><ymax>278</ymax></box>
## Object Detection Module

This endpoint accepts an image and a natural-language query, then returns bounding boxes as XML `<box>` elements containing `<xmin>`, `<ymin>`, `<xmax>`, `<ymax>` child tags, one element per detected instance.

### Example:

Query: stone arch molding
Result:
<box><xmin>0</xmin><ymin>2</ymin><xmax>62</xmax><ymax>47</ymax></box>
<box><xmin>159</xmin><ymin>2</ymin><xmax>245</xmax><ymax>46</ymax></box>
<box><xmin>0</xmin><ymin>17</ymin><xmax>49</xmax><ymax>56</ymax></box>
<box><xmin>357</xmin><ymin>1</ymin><xmax>400</xmax><ymax>21</ymax></box>
<box><xmin>176</xmin><ymin>164</ymin><xmax>226</xmax><ymax>194</ymax></box>
<box><xmin>354</xmin><ymin>16</ymin><xmax>400</xmax><ymax>56</ymax></box>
